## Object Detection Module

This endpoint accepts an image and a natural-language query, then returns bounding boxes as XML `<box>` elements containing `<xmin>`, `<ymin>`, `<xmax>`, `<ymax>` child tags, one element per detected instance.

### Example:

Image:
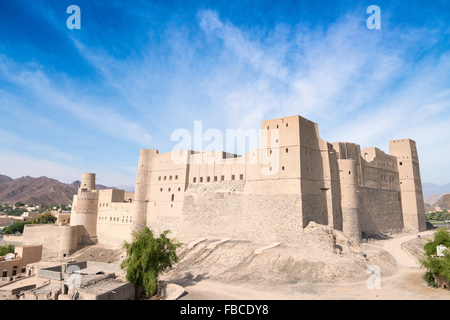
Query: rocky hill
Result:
<box><xmin>434</xmin><ymin>194</ymin><xmax>450</xmax><ymax>209</ymax></box>
<box><xmin>423</xmin><ymin>182</ymin><xmax>450</xmax><ymax>204</ymax></box>
<box><xmin>0</xmin><ymin>175</ymin><xmax>125</xmax><ymax>205</ymax></box>
<box><xmin>0</xmin><ymin>175</ymin><xmax>77</xmax><ymax>205</ymax></box>
<box><xmin>0</xmin><ymin>175</ymin><xmax>13</xmax><ymax>184</ymax></box>
<box><xmin>424</xmin><ymin>193</ymin><xmax>448</xmax><ymax>206</ymax></box>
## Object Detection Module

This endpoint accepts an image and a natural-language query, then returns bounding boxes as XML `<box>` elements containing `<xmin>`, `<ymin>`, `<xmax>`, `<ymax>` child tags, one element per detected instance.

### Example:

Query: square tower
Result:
<box><xmin>389</xmin><ymin>139</ymin><xmax>426</xmax><ymax>232</ymax></box>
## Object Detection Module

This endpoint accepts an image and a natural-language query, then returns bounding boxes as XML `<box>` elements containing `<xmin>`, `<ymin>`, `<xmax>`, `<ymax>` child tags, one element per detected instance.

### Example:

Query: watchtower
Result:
<box><xmin>389</xmin><ymin>139</ymin><xmax>426</xmax><ymax>233</ymax></box>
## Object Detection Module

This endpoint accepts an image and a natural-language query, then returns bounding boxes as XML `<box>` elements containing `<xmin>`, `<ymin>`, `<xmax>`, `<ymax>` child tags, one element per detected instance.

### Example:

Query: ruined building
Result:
<box><xmin>66</xmin><ymin>115</ymin><xmax>426</xmax><ymax>249</ymax></box>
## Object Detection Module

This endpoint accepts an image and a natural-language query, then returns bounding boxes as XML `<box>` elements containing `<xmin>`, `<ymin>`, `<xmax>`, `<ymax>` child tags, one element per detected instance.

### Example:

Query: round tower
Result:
<box><xmin>74</xmin><ymin>190</ymin><xmax>99</xmax><ymax>242</ymax></box>
<box><xmin>58</xmin><ymin>225</ymin><xmax>78</xmax><ymax>258</ymax></box>
<box><xmin>132</xmin><ymin>149</ymin><xmax>157</xmax><ymax>231</ymax></box>
<box><xmin>70</xmin><ymin>173</ymin><xmax>99</xmax><ymax>244</ymax></box>
<box><xmin>338</xmin><ymin>159</ymin><xmax>362</xmax><ymax>242</ymax></box>
<box><xmin>80</xmin><ymin>173</ymin><xmax>96</xmax><ymax>191</ymax></box>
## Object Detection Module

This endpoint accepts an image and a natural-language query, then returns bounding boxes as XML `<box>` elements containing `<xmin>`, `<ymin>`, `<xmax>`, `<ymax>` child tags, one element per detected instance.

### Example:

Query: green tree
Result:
<box><xmin>423</xmin><ymin>229</ymin><xmax>450</xmax><ymax>256</ymax></box>
<box><xmin>0</xmin><ymin>243</ymin><xmax>15</xmax><ymax>256</ymax></box>
<box><xmin>1</xmin><ymin>221</ymin><xmax>31</xmax><ymax>235</ymax></box>
<box><xmin>420</xmin><ymin>229</ymin><xmax>450</xmax><ymax>287</ymax></box>
<box><xmin>31</xmin><ymin>212</ymin><xmax>57</xmax><ymax>224</ymax></box>
<box><xmin>121</xmin><ymin>226</ymin><xmax>181</xmax><ymax>298</ymax></box>
<box><xmin>14</xmin><ymin>202</ymin><xmax>25</xmax><ymax>207</ymax></box>
<box><xmin>5</xmin><ymin>207</ymin><xmax>27</xmax><ymax>217</ymax></box>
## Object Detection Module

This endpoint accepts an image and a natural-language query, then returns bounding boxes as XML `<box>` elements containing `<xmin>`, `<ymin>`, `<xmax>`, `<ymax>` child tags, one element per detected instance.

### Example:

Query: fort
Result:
<box><xmin>23</xmin><ymin>115</ymin><xmax>427</xmax><ymax>255</ymax></box>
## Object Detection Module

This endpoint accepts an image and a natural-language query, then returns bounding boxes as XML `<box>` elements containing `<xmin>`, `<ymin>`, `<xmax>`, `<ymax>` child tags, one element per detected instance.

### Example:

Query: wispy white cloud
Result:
<box><xmin>0</xmin><ymin>55</ymin><xmax>152</xmax><ymax>147</ymax></box>
<box><xmin>198</xmin><ymin>10</ymin><xmax>290</xmax><ymax>81</ymax></box>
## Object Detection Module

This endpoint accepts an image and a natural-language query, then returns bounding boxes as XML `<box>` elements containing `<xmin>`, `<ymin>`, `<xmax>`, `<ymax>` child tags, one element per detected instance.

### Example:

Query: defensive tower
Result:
<box><xmin>389</xmin><ymin>139</ymin><xmax>426</xmax><ymax>233</ymax></box>
<box><xmin>70</xmin><ymin>173</ymin><xmax>99</xmax><ymax>243</ymax></box>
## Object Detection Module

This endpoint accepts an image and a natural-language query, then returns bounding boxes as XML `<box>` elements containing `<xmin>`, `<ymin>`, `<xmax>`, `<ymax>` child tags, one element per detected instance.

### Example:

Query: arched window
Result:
<box><xmin>364</xmin><ymin>153</ymin><xmax>369</xmax><ymax>161</ymax></box>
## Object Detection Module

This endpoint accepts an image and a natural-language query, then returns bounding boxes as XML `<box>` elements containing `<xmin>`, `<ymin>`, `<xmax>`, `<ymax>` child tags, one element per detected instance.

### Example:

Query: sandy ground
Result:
<box><xmin>5</xmin><ymin>227</ymin><xmax>449</xmax><ymax>300</ymax></box>
<box><xmin>174</xmin><ymin>268</ymin><xmax>443</xmax><ymax>300</ymax></box>
<box><xmin>172</xmin><ymin>230</ymin><xmax>450</xmax><ymax>300</ymax></box>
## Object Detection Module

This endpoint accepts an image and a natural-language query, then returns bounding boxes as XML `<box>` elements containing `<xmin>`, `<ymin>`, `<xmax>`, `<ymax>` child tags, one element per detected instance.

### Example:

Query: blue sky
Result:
<box><xmin>0</xmin><ymin>0</ymin><xmax>449</xmax><ymax>187</ymax></box>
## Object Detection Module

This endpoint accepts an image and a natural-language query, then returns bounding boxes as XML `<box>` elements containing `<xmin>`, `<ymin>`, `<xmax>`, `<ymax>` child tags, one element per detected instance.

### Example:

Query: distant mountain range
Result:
<box><xmin>422</xmin><ymin>183</ymin><xmax>450</xmax><ymax>206</ymax></box>
<box><xmin>0</xmin><ymin>174</ymin><xmax>134</xmax><ymax>205</ymax></box>
<box><xmin>422</xmin><ymin>183</ymin><xmax>450</xmax><ymax>198</ymax></box>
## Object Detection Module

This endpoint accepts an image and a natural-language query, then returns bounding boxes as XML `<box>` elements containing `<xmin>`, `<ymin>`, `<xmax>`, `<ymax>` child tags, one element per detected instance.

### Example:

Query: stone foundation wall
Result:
<box><xmin>301</xmin><ymin>193</ymin><xmax>329</xmax><ymax>228</ymax></box>
<box><xmin>358</xmin><ymin>187</ymin><xmax>404</xmax><ymax>236</ymax></box>
<box><xmin>178</xmin><ymin>180</ymin><xmax>304</xmax><ymax>244</ymax></box>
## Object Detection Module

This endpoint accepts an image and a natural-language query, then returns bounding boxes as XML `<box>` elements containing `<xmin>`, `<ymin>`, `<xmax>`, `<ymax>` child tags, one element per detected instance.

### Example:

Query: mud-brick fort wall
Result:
<box><xmin>96</xmin><ymin>189</ymin><xmax>134</xmax><ymax>247</ymax></box>
<box><xmin>57</xmin><ymin>115</ymin><xmax>425</xmax><ymax>249</ymax></box>
<box><xmin>22</xmin><ymin>115</ymin><xmax>426</xmax><ymax>251</ymax></box>
<box><xmin>69</xmin><ymin>174</ymin><xmax>135</xmax><ymax>248</ymax></box>
<box><xmin>133</xmin><ymin>115</ymin><xmax>426</xmax><ymax>244</ymax></box>
<box><xmin>333</xmin><ymin>142</ymin><xmax>405</xmax><ymax>236</ymax></box>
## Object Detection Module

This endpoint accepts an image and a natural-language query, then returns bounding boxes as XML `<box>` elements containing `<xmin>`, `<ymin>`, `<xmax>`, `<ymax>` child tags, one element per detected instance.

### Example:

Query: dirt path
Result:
<box><xmin>177</xmin><ymin>230</ymin><xmax>450</xmax><ymax>300</ymax></box>
<box><xmin>376</xmin><ymin>230</ymin><xmax>435</xmax><ymax>268</ymax></box>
